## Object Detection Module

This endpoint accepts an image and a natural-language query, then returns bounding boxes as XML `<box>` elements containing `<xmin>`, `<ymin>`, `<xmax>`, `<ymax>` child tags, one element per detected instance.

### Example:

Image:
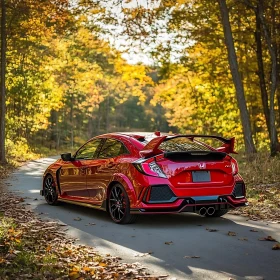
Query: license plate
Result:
<box><xmin>192</xmin><ymin>171</ymin><xmax>210</xmax><ymax>182</ymax></box>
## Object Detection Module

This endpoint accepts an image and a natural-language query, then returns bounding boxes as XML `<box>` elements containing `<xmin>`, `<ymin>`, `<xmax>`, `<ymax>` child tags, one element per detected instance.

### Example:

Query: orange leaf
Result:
<box><xmin>272</xmin><ymin>243</ymin><xmax>280</xmax><ymax>250</ymax></box>
<box><xmin>83</xmin><ymin>267</ymin><xmax>91</xmax><ymax>272</ymax></box>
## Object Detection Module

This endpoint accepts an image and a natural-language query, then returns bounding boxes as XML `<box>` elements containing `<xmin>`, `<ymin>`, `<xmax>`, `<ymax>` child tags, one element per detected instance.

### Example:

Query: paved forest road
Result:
<box><xmin>5</xmin><ymin>157</ymin><xmax>280</xmax><ymax>280</ymax></box>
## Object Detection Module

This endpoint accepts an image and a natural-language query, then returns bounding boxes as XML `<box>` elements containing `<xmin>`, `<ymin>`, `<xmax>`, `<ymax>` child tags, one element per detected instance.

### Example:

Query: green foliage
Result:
<box><xmin>3</xmin><ymin>0</ymin><xmax>170</xmax><ymax>154</ymax></box>
<box><xmin>90</xmin><ymin>0</ymin><xmax>279</xmax><ymax>152</ymax></box>
<box><xmin>6</xmin><ymin>138</ymin><xmax>37</xmax><ymax>162</ymax></box>
<box><xmin>2</xmin><ymin>0</ymin><xmax>279</xmax><ymax>155</ymax></box>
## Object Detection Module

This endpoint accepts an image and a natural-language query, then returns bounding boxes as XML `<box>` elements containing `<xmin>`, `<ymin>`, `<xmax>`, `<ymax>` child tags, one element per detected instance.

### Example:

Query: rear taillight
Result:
<box><xmin>133</xmin><ymin>158</ymin><xmax>167</xmax><ymax>178</ymax></box>
<box><xmin>231</xmin><ymin>158</ymin><xmax>239</xmax><ymax>175</ymax></box>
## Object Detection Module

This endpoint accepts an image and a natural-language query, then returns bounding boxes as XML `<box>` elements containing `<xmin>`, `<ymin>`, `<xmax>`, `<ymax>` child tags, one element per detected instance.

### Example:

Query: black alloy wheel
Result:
<box><xmin>44</xmin><ymin>174</ymin><xmax>59</xmax><ymax>205</ymax></box>
<box><xmin>108</xmin><ymin>184</ymin><xmax>137</xmax><ymax>224</ymax></box>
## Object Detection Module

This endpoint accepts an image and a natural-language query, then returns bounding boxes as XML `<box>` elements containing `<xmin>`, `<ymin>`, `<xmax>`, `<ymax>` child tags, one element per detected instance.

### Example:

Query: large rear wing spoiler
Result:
<box><xmin>180</xmin><ymin>135</ymin><xmax>237</xmax><ymax>154</ymax></box>
<box><xmin>140</xmin><ymin>134</ymin><xmax>237</xmax><ymax>158</ymax></box>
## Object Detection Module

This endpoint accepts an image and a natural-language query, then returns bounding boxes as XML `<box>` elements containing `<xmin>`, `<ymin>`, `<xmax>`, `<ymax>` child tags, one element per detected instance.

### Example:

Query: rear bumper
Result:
<box><xmin>130</xmin><ymin>195</ymin><xmax>247</xmax><ymax>214</ymax></box>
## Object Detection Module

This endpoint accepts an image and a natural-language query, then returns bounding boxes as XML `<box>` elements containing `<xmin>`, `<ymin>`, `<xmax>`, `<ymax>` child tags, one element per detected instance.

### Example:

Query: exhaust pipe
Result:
<box><xmin>207</xmin><ymin>207</ymin><xmax>215</xmax><ymax>216</ymax></box>
<box><xmin>199</xmin><ymin>207</ymin><xmax>207</xmax><ymax>216</ymax></box>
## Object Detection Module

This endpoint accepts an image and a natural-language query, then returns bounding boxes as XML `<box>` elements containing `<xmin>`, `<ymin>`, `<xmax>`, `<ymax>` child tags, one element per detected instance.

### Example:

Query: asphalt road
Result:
<box><xmin>5</xmin><ymin>157</ymin><xmax>280</xmax><ymax>280</ymax></box>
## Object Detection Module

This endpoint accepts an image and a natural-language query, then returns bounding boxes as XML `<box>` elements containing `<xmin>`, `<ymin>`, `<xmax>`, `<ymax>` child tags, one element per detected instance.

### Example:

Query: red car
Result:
<box><xmin>41</xmin><ymin>132</ymin><xmax>247</xmax><ymax>224</ymax></box>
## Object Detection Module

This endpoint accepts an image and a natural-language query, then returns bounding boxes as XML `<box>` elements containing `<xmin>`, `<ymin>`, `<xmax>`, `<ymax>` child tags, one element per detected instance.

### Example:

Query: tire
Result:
<box><xmin>205</xmin><ymin>209</ymin><xmax>228</xmax><ymax>217</ymax></box>
<box><xmin>108</xmin><ymin>184</ymin><xmax>137</xmax><ymax>224</ymax></box>
<box><xmin>43</xmin><ymin>174</ymin><xmax>59</xmax><ymax>205</ymax></box>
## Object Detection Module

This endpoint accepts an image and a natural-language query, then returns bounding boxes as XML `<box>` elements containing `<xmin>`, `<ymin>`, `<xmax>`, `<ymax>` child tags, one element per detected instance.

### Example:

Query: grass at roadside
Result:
<box><xmin>230</xmin><ymin>153</ymin><xmax>280</xmax><ymax>222</ymax></box>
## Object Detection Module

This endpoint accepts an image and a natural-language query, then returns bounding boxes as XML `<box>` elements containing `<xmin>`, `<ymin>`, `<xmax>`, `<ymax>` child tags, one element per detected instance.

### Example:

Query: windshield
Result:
<box><xmin>159</xmin><ymin>137</ymin><xmax>212</xmax><ymax>152</ymax></box>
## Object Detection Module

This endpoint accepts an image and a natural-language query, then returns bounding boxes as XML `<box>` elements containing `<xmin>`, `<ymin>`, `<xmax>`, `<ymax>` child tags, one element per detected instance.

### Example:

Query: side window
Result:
<box><xmin>98</xmin><ymin>138</ymin><xmax>129</xmax><ymax>159</ymax></box>
<box><xmin>75</xmin><ymin>139</ymin><xmax>102</xmax><ymax>160</ymax></box>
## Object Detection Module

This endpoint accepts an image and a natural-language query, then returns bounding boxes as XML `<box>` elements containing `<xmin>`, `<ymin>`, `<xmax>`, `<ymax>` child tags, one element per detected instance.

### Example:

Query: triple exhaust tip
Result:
<box><xmin>199</xmin><ymin>206</ymin><xmax>215</xmax><ymax>216</ymax></box>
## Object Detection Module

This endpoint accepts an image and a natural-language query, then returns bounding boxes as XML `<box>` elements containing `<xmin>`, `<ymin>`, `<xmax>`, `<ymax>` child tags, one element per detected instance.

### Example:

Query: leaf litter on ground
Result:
<box><xmin>206</xmin><ymin>228</ymin><xmax>218</xmax><ymax>232</ymax></box>
<box><xmin>272</xmin><ymin>243</ymin><xmax>280</xmax><ymax>250</ymax></box>
<box><xmin>258</xmin><ymin>236</ymin><xmax>277</xmax><ymax>242</ymax></box>
<box><xmin>0</xmin><ymin>190</ymin><xmax>167</xmax><ymax>279</ymax></box>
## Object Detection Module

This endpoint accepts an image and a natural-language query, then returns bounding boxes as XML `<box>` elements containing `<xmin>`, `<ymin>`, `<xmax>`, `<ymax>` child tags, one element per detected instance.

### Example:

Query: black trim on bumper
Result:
<box><xmin>131</xmin><ymin>195</ymin><xmax>247</xmax><ymax>214</ymax></box>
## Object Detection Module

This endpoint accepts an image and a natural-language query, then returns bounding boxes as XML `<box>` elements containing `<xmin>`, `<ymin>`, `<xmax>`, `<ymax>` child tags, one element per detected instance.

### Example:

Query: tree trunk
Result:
<box><xmin>105</xmin><ymin>95</ymin><xmax>110</xmax><ymax>133</ymax></box>
<box><xmin>254</xmin><ymin>7</ymin><xmax>270</xmax><ymax>138</ymax></box>
<box><xmin>0</xmin><ymin>0</ymin><xmax>6</xmax><ymax>164</ymax></box>
<box><xmin>217</xmin><ymin>0</ymin><xmax>257</xmax><ymax>154</ymax></box>
<box><xmin>256</xmin><ymin>0</ymin><xmax>278</xmax><ymax>156</ymax></box>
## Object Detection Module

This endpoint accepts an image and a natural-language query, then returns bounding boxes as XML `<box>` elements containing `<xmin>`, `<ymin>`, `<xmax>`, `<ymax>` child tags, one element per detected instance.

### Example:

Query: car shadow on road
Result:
<box><xmin>36</xmin><ymin>201</ymin><xmax>280</xmax><ymax>280</ymax></box>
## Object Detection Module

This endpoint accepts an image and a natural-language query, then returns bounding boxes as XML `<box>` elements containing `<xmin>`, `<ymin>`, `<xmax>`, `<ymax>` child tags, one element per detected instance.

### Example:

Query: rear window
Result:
<box><xmin>159</xmin><ymin>137</ymin><xmax>211</xmax><ymax>152</ymax></box>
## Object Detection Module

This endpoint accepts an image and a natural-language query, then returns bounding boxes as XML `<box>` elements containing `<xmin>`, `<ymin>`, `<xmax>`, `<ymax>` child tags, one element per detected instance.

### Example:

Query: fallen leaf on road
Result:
<box><xmin>238</xmin><ymin>238</ymin><xmax>248</xmax><ymax>241</ymax></box>
<box><xmin>134</xmin><ymin>252</ymin><xmax>153</xmax><ymax>257</ymax></box>
<box><xmin>73</xmin><ymin>217</ymin><xmax>82</xmax><ymax>221</ymax></box>
<box><xmin>250</xmin><ymin>229</ymin><xmax>258</xmax><ymax>232</ymax></box>
<box><xmin>228</xmin><ymin>231</ymin><xmax>237</xmax><ymax>236</ymax></box>
<box><xmin>272</xmin><ymin>243</ymin><xmax>280</xmax><ymax>250</ymax></box>
<box><xmin>258</xmin><ymin>236</ymin><xmax>277</xmax><ymax>242</ymax></box>
<box><xmin>184</xmin><ymin>256</ymin><xmax>200</xmax><ymax>259</ymax></box>
<box><xmin>58</xmin><ymin>223</ymin><xmax>67</xmax><ymax>226</ymax></box>
<box><xmin>206</xmin><ymin>228</ymin><xmax>218</xmax><ymax>232</ymax></box>
<box><xmin>165</xmin><ymin>241</ymin><xmax>173</xmax><ymax>245</ymax></box>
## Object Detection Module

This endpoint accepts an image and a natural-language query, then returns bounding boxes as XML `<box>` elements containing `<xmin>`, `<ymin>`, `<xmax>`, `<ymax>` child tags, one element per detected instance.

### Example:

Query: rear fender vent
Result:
<box><xmin>145</xmin><ymin>185</ymin><xmax>176</xmax><ymax>203</ymax></box>
<box><xmin>232</xmin><ymin>182</ymin><xmax>245</xmax><ymax>198</ymax></box>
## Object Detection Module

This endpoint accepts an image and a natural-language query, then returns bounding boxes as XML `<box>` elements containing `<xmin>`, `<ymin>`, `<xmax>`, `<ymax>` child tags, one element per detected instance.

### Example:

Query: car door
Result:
<box><xmin>86</xmin><ymin>138</ymin><xmax>129</xmax><ymax>203</ymax></box>
<box><xmin>60</xmin><ymin>138</ymin><xmax>102</xmax><ymax>200</ymax></box>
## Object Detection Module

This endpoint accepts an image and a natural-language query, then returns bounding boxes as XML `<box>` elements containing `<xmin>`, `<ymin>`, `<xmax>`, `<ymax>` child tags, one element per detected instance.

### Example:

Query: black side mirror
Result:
<box><xmin>61</xmin><ymin>153</ymin><xmax>73</xmax><ymax>161</ymax></box>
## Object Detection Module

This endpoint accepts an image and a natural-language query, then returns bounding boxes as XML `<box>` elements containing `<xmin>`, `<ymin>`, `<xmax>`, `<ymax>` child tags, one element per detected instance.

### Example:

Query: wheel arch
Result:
<box><xmin>43</xmin><ymin>170</ymin><xmax>59</xmax><ymax>195</ymax></box>
<box><xmin>106</xmin><ymin>174</ymin><xmax>137</xmax><ymax>208</ymax></box>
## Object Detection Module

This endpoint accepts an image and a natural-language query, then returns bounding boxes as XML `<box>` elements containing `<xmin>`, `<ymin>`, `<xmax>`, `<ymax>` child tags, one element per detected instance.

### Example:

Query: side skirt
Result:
<box><xmin>58</xmin><ymin>198</ymin><xmax>107</xmax><ymax>211</ymax></box>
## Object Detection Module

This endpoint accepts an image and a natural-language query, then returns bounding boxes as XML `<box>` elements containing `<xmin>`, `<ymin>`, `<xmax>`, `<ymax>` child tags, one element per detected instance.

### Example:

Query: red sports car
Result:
<box><xmin>41</xmin><ymin>132</ymin><xmax>247</xmax><ymax>224</ymax></box>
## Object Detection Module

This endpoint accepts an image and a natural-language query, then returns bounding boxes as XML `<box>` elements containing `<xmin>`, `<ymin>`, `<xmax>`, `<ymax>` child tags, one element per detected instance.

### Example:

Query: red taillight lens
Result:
<box><xmin>231</xmin><ymin>158</ymin><xmax>239</xmax><ymax>175</ymax></box>
<box><xmin>133</xmin><ymin>159</ymin><xmax>167</xmax><ymax>178</ymax></box>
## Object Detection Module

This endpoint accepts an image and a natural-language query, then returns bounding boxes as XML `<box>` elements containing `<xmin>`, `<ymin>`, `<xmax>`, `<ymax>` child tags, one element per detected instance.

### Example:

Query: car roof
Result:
<box><xmin>98</xmin><ymin>132</ymin><xmax>173</xmax><ymax>142</ymax></box>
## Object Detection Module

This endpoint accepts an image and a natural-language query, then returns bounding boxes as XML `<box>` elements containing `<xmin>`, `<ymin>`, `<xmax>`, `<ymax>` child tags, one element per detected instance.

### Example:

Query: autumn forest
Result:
<box><xmin>0</xmin><ymin>0</ymin><xmax>280</xmax><ymax>163</ymax></box>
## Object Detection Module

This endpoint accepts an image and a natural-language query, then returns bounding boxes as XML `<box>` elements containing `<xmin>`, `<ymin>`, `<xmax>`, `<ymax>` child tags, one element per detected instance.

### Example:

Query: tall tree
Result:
<box><xmin>242</xmin><ymin>0</ymin><xmax>279</xmax><ymax>156</ymax></box>
<box><xmin>217</xmin><ymin>0</ymin><xmax>256</xmax><ymax>154</ymax></box>
<box><xmin>0</xmin><ymin>0</ymin><xmax>6</xmax><ymax>163</ymax></box>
